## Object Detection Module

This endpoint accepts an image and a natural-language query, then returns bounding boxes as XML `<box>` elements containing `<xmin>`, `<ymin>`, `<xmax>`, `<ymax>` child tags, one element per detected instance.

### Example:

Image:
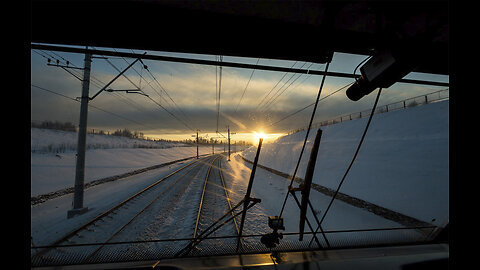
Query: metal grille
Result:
<box><xmin>31</xmin><ymin>226</ymin><xmax>437</xmax><ymax>267</ymax></box>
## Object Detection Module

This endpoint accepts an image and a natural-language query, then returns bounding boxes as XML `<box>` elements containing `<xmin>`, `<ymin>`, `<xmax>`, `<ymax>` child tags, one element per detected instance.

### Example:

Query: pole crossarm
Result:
<box><xmin>31</xmin><ymin>44</ymin><xmax>449</xmax><ymax>87</ymax></box>
<box><xmin>89</xmin><ymin>52</ymin><xmax>147</xmax><ymax>100</ymax></box>
<box><xmin>47</xmin><ymin>63</ymin><xmax>85</xmax><ymax>70</ymax></box>
<box><xmin>104</xmin><ymin>89</ymin><xmax>149</xmax><ymax>97</ymax></box>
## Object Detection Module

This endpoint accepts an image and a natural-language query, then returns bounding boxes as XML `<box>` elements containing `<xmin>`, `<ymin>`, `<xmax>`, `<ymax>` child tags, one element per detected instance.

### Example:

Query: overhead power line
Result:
<box><xmin>31</xmin><ymin>44</ymin><xmax>449</xmax><ymax>88</ymax></box>
<box><xmin>259</xmin><ymin>62</ymin><xmax>308</xmax><ymax>112</ymax></box>
<box><xmin>146</xmin><ymin>95</ymin><xmax>195</xmax><ymax>132</ymax></box>
<box><xmin>110</xmin><ymin>48</ymin><xmax>195</xmax><ymax>130</ymax></box>
<box><xmin>31</xmin><ymin>84</ymin><xmax>158</xmax><ymax>130</ymax></box>
<box><xmin>31</xmin><ymin>43</ymin><xmax>449</xmax><ymax>87</ymax></box>
<box><xmin>96</xmin><ymin>48</ymin><xmax>196</xmax><ymax>132</ymax></box>
<box><xmin>104</xmin><ymin>58</ymin><xmax>142</xmax><ymax>91</ymax></box>
<box><xmin>235</xmin><ymin>58</ymin><xmax>260</xmax><ymax>113</ymax></box>
<box><xmin>268</xmin><ymin>82</ymin><xmax>354</xmax><ymax>128</ymax></box>
<box><xmin>40</xmin><ymin>49</ymin><xmax>168</xmax><ymax>126</ymax></box>
<box><xmin>261</xmin><ymin>62</ymin><xmax>314</xmax><ymax>114</ymax></box>
<box><xmin>143</xmin><ymin>64</ymin><xmax>195</xmax><ymax>128</ymax></box>
<box><xmin>254</xmin><ymin>61</ymin><xmax>298</xmax><ymax>112</ymax></box>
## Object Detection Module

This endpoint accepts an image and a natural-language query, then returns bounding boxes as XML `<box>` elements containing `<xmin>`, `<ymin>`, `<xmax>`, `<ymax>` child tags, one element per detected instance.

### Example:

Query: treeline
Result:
<box><xmin>110</xmin><ymin>128</ymin><xmax>145</xmax><ymax>139</ymax></box>
<box><xmin>31</xmin><ymin>121</ymin><xmax>149</xmax><ymax>140</ymax></box>
<box><xmin>31</xmin><ymin>120</ymin><xmax>252</xmax><ymax>145</ymax></box>
<box><xmin>183</xmin><ymin>137</ymin><xmax>251</xmax><ymax>146</ymax></box>
<box><xmin>31</xmin><ymin>120</ymin><xmax>76</xmax><ymax>132</ymax></box>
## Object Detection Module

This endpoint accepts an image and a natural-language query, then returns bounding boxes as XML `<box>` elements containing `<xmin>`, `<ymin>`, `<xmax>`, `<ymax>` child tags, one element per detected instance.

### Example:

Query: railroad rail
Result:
<box><xmin>31</xmin><ymin>155</ymin><xmax>215</xmax><ymax>264</ymax></box>
<box><xmin>31</xmin><ymin>153</ymin><xmax>439</xmax><ymax>267</ymax></box>
<box><xmin>174</xmin><ymin>154</ymin><xmax>246</xmax><ymax>257</ymax></box>
<box><xmin>190</xmin><ymin>156</ymin><xmax>241</xmax><ymax>253</ymax></box>
<box><xmin>32</xmin><ymin>154</ymin><xmax>245</xmax><ymax>265</ymax></box>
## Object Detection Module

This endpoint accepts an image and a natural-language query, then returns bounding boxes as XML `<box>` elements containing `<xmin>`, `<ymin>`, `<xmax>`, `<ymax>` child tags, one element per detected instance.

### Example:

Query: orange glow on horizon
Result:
<box><xmin>253</xmin><ymin>131</ymin><xmax>266</xmax><ymax>142</ymax></box>
<box><xmin>142</xmin><ymin>131</ymin><xmax>286</xmax><ymax>145</ymax></box>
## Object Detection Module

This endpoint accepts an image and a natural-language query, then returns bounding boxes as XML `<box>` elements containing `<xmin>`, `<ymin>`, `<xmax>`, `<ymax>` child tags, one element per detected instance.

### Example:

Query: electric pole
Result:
<box><xmin>64</xmin><ymin>50</ymin><xmax>144</xmax><ymax>219</ymax></box>
<box><xmin>228</xmin><ymin>125</ymin><xmax>230</xmax><ymax>161</ymax></box>
<box><xmin>67</xmin><ymin>50</ymin><xmax>91</xmax><ymax>219</ymax></box>
<box><xmin>227</xmin><ymin>126</ymin><xmax>236</xmax><ymax>161</ymax></box>
<box><xmin>196</xmin><ymin>130</ymin><xmax>199</xmax><ymax>159</ymax></box>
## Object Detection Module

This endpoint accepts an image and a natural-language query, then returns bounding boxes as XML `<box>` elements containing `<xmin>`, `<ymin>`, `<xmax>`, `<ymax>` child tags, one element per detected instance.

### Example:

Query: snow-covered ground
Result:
<box><xmin>31</xmin><ymin>100</ymin><xmax>448</xmax><ymax>259</ymax></box>
<box><xmin>31</xmin><ymin>127</ymin><xmax>184</xmax><ymax>153</ymax></box>
<box><xmin>241</xmin><ymin>100</ymin><xmax>449</xmax><ymax>228</ymax></box>
<box><xmin>31</xmin><ymin>128</ymin><xmax>214</xmax><ymax>196</ymax></box>
<box><xmin>221</xmin><ymin>153</ymin><xmax>418</xmax><ymax>248</ymax></box>
<box><xmin>31</xmin><ymin>160</ymin><xmax>194</xmax><ymax>247</ymax></box>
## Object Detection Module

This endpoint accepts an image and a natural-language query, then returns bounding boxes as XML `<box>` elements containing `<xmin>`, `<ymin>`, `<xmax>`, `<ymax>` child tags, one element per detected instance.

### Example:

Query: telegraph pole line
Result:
<box><xmin>67</xmin><ymin>49</ymin><xmax>91</xmax><ymax>219</ymax></box>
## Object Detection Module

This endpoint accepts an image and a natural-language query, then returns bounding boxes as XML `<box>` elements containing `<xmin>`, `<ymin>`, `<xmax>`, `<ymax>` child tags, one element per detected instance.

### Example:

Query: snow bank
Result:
<box><xmin>242</xmin><ymin>100</ymin><xmax>449</xmax><ymax>226</ymax></box>
<box><xmin>30</xmin><ymin>128</ymin><xmax>220</xmax><ymax>196</ymax></box>
<box><xmin>31</xmin><ymin>128</ymin><xmax>184</xmax><ymax>153</ymax></box>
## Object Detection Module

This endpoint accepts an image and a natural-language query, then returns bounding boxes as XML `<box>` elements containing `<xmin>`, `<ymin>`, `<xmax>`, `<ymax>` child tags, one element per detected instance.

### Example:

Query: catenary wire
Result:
<box><xmin>141</xmin><ymin>60</ymin><xmax>195</xmax><ymax>127</ymax></box>
<box><xmin>234</xmin><ymin>58</ymin><xmax>260</xmax><ymax>113</ymax></box>
<box><xmin>94</xmin><ymin>49</ymin><xmax>196</xmax><ymax>132</ymax></box>
<box><xmin>268</xmin><ymin>81</ymin><xmax>354</xmax><ymax>128</ymax></box>
<box><xmin>146</xmin><ymin>95</ymin><xmax>195</xmax><ymax>132</ymax></box>
<box><xmin>31</xmin><ymin>84</ymin><xmax>158</xmax><ymax>131</ymax></box>
<box><xmin>254</xmin><ymin>61</ymin><xmax>298</xmax><ymax>112</ymax></box>
<box><xmin>112</xmin><ymin>47</ymin><xmax>195</xmax><ymax>129</ymax></box>
<box><xmin>257</xmin><ymin>62</ymin><xmax>307</xmax><ymax>113</ymax></box>
<box><xmin>261</xmin><ymin>62</ymin><xmax>315</xmax><ymax>114</ymax></box>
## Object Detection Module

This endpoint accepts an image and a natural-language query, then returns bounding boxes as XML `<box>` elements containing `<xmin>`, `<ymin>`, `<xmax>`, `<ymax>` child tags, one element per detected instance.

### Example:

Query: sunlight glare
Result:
<box><xmin>253</xmin><ymin>131</ymin><xmax>266</xmax><ymax>142</ymax></box>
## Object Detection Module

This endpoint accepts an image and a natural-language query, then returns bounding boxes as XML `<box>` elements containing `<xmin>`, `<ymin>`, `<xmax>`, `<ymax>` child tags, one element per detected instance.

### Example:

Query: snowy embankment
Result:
<box><xmin>242</xmin><ymin>100</ymin><xmax>449</xmax><ymax>227</ymax></box>
<box><xmin>31</xmin><ymin>128</ymin><xmax>184</xmax><ymax>153</ymax></box>
<box><xmin>31</xmin><ymin>129</ymin><xmax>212</xmax><ymax>197</ymax></box>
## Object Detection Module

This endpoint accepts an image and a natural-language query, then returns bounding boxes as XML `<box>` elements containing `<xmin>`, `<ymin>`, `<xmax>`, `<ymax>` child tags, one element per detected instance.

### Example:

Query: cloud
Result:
<box><xmin>31</xmin><ymin>51</ymin><xmax>448</xmax><ymax>140</ymax></box>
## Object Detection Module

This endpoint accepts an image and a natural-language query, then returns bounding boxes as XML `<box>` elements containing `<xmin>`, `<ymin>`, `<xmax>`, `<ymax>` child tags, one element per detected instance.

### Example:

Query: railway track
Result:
<box><xmin>169</xmin><ymin>154</ymin><xmax>244</xmax><ymax>258</ymax></box>
<box><xmin>193</xmin><ymin>156</ymin><xmax>240</xmax><ymax>243</ymax></box>
<box><xmin>32</xmin><ymin>154</ymin><xmax>242</xmax><ymax>266</ymax></box>
<box><xmin>32</xmin><ymin>155</ymin><xmax>214</xmax><ymax>264</ymax></box>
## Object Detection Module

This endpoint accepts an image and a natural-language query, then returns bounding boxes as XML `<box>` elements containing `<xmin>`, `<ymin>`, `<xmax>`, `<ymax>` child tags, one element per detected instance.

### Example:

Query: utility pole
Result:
<box><xmin>227</xmin><ymin>125</ymin><xmax>230</xmax><ymax>161</ymax></box>
<box><xmin>64</xmin><ymin>51</ymin><xmax>145</xmax><ymax>219</ymax></box>
<box><xmin>226</xmin><ymin>126</ymin><xmax>236</xmax><ymax>161</ymax></box>
<box><xmin>67</xmin><ymin>50</ymin><xmax>91</xmax><ymax>219</ymax></box>
<box><xmin>196</xmin><ymin>130</ymin><xmax>199</xmax><ymax>159</ymax></box>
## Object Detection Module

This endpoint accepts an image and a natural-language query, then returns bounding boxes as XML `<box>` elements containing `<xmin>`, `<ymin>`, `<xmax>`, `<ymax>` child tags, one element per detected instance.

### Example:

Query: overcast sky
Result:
<box><xmin>31</xmin><ymin>45</ymin><xmax>449</xmax><ymax>143</ymax></box>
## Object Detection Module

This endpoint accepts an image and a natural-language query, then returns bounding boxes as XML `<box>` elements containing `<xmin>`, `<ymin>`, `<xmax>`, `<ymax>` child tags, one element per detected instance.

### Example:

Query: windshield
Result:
<box><xmin>30</xmin><ymin>45</ymin><xmax>449</xmax><ymax>267</ymax></box>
